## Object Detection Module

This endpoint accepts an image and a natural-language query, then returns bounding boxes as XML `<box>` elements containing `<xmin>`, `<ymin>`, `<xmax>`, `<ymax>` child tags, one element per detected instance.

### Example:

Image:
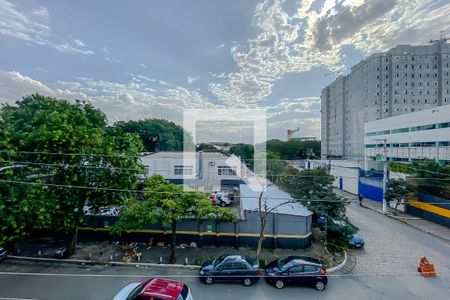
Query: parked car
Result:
<box><xmin>199</xmin><ymin>254</ymin><xmax>260</xmax><ymax>286</ymax></box>
<box><xmin>208</xmin><ymin>193</ymin><xmax>232</xmax><ymax>207</ymax></box>
<box><xmin>0</xmin><ymin>246</ymin><xmax>6</xmax><ymax>262</ymax></box>
<box><xmin>349</xmin><ymin>233</ymin><xmax>365</xmax><ymax>248</ymax></box>
<box><xmin>265</xmin><ymin>256</ymin><xmax>328</xmax><ymax>291</ymax></box>
<box><xmin>113</xmin><ymin>278</ymin><xmax>193</xmax><ymax>300</ymax></box>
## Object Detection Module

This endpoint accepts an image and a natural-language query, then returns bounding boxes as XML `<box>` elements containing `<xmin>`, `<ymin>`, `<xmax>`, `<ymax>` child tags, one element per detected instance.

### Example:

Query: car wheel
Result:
<box><xmin>220</xmin><ymin>201</ymin><xmax>226</xmax><ymax>207</ymax></box>
<box><xmin>205</xmin><ymin>277</ymin><xmax>213</xmax><ymax>285</ymax></box>
<box><xmin>275</xmin><ymin>280</ymin><xmax>284</xmax><ymax>289</ymax></box>
<box><xmin>243</xmin><ymin>278</ymin><xmax>252</xmax><ymax>286</ymax></box>
<box><xmin>315</xmin><ymin>281</ymin><xmax>325</xmax><ymax>291</ymax></box>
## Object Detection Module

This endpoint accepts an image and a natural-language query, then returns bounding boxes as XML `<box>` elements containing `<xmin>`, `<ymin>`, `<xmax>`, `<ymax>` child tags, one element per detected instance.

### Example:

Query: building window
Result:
<box><xmin>218</xmin><ymin>166</ymin><xmax>237</xmax><ymax>176</ymax></box>
<box><xmin>174</xmin><ymin>165</ymin><xmax>193</xmax><ymax>175</ymax></box>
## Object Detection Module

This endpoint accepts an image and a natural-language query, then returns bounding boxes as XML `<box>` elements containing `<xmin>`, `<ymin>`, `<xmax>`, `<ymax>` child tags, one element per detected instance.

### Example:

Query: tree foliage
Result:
<box><xmin>196</xmin><ymin>143</ymin><xmax>216</xmax><ymax>152</ymax></box>
<box><xmin>390</xmin><ymin>160</ymin><xmax>450</xmax><ymax>199</ymax></box>
<box><xmin>278</xmin><ymin>167</ymin><xmax>356</xmax><ymax>243</ymax></box>
<box><xmin>1</xmin><ymin>94</ymin><xmax>143</xmax><ymax>255</ymax></box>
<box><xmin>111</xmin><ymin>174</ymin><xmax>236</xmax><ymax>263</ymax></box>
<box><xmin>265</xmin><ymin>139</ymin><xmax>321</xmax><ymax>160</ymax></box>
<box><xmin>385</xmin><ymin>179</ymin><xmax>415</xmax><ymax>215</ymax></box>
<box><xmin>113</xmin><ymin>119</ymin><xmax>193</xmax><ymax>152</ymax></box>
<box><xmin>229</xmin><ymin>143</ymin><xmax>254</xmax><ymax>168</ymax></box>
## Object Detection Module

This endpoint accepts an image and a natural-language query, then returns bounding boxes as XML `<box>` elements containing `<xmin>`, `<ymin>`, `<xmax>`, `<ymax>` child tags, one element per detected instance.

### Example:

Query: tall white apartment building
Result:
<box><xmin>321</xmin><ymin>39</ymin><xmax>450</xmax><ymax>160</ymax></box>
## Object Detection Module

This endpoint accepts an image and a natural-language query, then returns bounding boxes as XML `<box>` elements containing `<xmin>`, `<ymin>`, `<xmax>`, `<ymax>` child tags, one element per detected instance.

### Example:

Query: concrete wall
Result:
<box><xmin>80</xmin><ymin>211</ymin><xmax>312</xmax><ymax>249</ymax></box>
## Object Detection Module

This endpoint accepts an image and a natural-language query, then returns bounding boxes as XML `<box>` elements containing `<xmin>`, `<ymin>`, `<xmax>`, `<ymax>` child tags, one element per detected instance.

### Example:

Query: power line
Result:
<box><xmin>1</xmin><ymin>159</ymin><xmax>449</xmax><ymax>180</ymax></box>
<box><xmin>1</xmin><ymin>179</ymin><xmax>448</xmax><ymax>205</ymax></box>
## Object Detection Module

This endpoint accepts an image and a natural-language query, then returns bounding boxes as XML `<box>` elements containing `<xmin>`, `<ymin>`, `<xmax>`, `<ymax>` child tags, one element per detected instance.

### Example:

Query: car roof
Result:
<box><xmin>285</xmin><ymin>256</ymin><xmax>322</xmax><ymax>266</ymax></box>
<box><xmin>139</xmin><ymin>278</ymin><xmax>184</xmax><ymax>299</ymax></box>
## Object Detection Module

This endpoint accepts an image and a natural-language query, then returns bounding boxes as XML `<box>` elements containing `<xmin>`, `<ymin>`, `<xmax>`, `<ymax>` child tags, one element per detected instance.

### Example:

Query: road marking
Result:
<box><xmin>0</xmin><ymin>298</ymin><xmax>40</xmax><ymax>300</ymax></box>
<box><xmin>1</xmin><ymin>271</ymin><xmax>448</xmax><ymax>278</ymax></box>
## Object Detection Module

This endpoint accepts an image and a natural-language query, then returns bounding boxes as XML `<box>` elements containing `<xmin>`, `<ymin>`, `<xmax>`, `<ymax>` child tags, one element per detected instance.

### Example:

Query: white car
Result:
<box><xmin>208</xmin><ymin>192</ymin><xmax>232</xmax><ymax>207</ymax></box>
<box><xmin>113</xmin><ymin>278</ymin><xmax>193</xmax><ymax>300</ymax></box>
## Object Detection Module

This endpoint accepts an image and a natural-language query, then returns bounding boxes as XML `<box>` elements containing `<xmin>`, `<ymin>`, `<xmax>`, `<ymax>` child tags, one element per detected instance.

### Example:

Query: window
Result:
<box><xmin>289</xmin><ymin>265</ymin><xmax>304</xmax><ymax>273</ymax></box>
<box><xmin>231</xmin><ymin>262</ymin><xmax>247</xmax><ymax>270</ymax></box>
<box><xmin>304</xmin><ymin>265</ymin><xmax>319</xmax><ymax>272</ymax></box>
<box><xmin>174</xmin><ymin>165</ymin><xmax>193</xmax><ymax>175</ymax></box>
<box><xmin>218</xmin><ymin>166</ymin><xmax>237</xmax><ymax>176</ymax></box>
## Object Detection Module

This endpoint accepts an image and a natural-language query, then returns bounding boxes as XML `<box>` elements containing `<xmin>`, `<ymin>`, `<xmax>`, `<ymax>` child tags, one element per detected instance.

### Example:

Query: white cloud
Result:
<box><xmin>0</xmin><ymin>0</ymin><xmax>94</xmax><ymax>55</ymax></box>
<box><xmin>0</xmin><ymin>70</ymin><xmax>319</xmax><ymax>140</ymax></box>
<box><xmin>187</xmin><ymin>76</ymin><xmax>199</xmax><ymax>84</ymax></box>
<box><xmin>0</xmin><ymin>70</ymin><xmax>219</xmax><ymax>126</ymax></box>
<box><xmin>210</xmin><ymin>0</ymin><xmax>450</xmax><ymax>106</ymax></box>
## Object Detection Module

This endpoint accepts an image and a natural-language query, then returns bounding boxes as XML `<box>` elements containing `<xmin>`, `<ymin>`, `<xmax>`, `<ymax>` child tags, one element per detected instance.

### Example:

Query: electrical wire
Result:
<box><xmin>1</xmin><ymin>179</ymin><xmax>449</xmax><ymax>205</ymax></box>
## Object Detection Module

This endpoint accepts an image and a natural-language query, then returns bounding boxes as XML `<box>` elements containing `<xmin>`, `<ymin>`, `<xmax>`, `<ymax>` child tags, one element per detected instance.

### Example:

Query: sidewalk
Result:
<box><xmin>335</xmin><ymin>188</ymin><xmax>450</xmax><ymax>243</ymax></box>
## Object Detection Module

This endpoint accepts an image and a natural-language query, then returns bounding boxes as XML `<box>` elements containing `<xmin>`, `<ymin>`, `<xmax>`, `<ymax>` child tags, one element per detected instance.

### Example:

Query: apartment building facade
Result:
<box><xmin>321</xmin><ymin>39</ymin><xmax>450</xmax><ymax>160</ymax></box>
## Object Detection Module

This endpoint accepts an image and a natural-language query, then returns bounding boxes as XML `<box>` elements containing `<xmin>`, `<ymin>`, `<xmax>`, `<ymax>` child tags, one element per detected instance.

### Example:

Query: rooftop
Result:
<box><xmin>240</xmin><ymin>181</ymin><xmax>312</xmax><ymax>217</ymax></box>
<box><xmin>142</xmin><ymin>151</ymin><xmax>230</xmax><ymax>159</ymax></box>
<box><xmin>140</xmin><ymin>278</ymin><xmax>184</xmax><ymax>300</ymax></box>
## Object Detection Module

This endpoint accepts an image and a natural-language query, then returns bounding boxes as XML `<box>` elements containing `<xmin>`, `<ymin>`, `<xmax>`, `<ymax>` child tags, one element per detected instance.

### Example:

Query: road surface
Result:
<box><xmin>0</xmin><ymin>203</ymin><xmax>449</xmax><ymax>300</ymax></box>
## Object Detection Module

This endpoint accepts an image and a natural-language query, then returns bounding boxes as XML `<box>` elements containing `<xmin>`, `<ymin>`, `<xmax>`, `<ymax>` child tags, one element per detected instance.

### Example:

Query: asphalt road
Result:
<box><xmin>0</xmin><ymin>204</ymin><xmax>449</xmax><ymax>300</ymax></box>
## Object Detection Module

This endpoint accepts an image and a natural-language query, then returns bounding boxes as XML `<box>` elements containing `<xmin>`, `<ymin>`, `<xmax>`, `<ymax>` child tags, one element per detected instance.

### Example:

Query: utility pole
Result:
<box><xmin>373</xmin><ymin>138</ymin><xmax>388</xmax><ymax>214</ymax></box>
<box><xmin>382</xmin><ymin>138</ymin><xmax>388</xmax><ymax>214</ymax></box>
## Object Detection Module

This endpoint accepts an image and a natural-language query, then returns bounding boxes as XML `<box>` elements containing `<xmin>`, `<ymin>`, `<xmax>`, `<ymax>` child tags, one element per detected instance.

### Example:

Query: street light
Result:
<box><xmin>372</xmin><ymin>138</ymin><xmax>388</xmax><ymax>214</ymax></box>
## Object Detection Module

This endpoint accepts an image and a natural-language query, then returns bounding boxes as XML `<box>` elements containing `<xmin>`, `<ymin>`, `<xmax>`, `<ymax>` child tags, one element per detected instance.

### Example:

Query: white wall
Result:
<box><xmin>307</xmin><ymin>160</ymin><xmax>360</xmax><ymax>195</ymax></box>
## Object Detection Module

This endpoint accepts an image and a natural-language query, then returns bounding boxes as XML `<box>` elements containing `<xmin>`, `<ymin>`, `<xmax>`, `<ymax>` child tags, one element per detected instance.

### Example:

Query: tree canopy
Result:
<box><xmin>278</xmin><ymin>167</ymin><xmax>356</xmax><ymax>245</ymax></box>
<box><xmin>265</xmin><ymin>139</ymin><xmax>321</xmax><ymax>160</ymax></box>
<box><xmin>111</xmin><ymin>174</ymin><xmax>236</xmax><ymax>263</ymax></box>
<box><xmin>113</xmin><ymin>119</ymin><xmax>193</xmax><ymax>152</ymax></box>
<box><xmin>0</xmin><ymin>94</ymin><xmax>143</xmax><ymax>255</ymax></box>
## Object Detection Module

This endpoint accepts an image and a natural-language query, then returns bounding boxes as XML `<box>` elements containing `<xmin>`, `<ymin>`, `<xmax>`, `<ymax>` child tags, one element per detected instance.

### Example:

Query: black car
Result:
<box><xmin>0</xmin><ymin>246</ymin><xmax>6</xmax><ymax>262</ymax></box>
<box><xmin>199</xmin><ymin>254</ymin><xmax>260</xmax><ymax>286</ymax></box>
<box><xmin>265</xmin><ymin>256</ymin><xmax>328</xmax><ymax>291</ymax></box>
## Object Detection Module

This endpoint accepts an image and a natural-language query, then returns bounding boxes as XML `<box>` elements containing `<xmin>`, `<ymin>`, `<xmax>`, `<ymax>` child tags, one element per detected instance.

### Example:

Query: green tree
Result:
<box><xmin>196</xmin><ymin>143</ymin><xmax>216</xmax><ymax>152</ymax></box>
<box><xmin>111</xmin><ymin>174</ymin><xmax>236</xmax><ymax>263</ymax></box>
<box><xmin>278</xmin><ymin>167</ymin><xmax>356</xmax><ymax>243</ymax></box>
<box><xmin>229</xmin><ymin>143</ymin><xmax>254</xmax><ymax>169</ymax></box>
<box><xmin>389</xmin><ymin>160</ymin><xmax>450</xmax><ymax>199</ymax></box>
<box><xmin>114</xmin><ymin>119</ymin><xmax>193</xmax><ymax>152</ymax></box>
<box><xmin>1</xmin><ymin>94</ymin><xmax>143</xmax><ymax>256</ymax></box>
<box><xmin>252</xmin><ymin>152</ymin><xmax>286</xmax><ymax>183</ymax></box>
<box><xmin>385</xmin><ymin>179</ymin><xmax>415</xmax><ymax>215</ymax></box>
<box><xmin>265</xmin><ymin>139</ymin><xmax>321</xmax><ymax>160</ymax></box>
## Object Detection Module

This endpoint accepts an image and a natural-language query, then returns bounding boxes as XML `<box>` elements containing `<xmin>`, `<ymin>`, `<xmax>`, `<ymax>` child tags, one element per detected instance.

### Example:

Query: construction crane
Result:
<box><xmin>287</xmin><ymin>128</ymin><xmax>299</xmax><ymax>141</ymax></box>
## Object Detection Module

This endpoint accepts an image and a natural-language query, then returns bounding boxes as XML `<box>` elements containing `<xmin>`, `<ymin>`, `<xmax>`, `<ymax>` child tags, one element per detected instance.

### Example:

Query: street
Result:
<box><xmin>1</xmin><ymin>203</ymin><xmax>449</xmax><ymax>300</ymax></box>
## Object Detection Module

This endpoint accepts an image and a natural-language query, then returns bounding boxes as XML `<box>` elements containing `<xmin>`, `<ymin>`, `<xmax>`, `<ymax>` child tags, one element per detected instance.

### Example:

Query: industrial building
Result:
<box><xmin>321</xmin><ymin>38</ymin><xmax>450</xmax><ymax>160</ymax></box>
<box><xmin>140</xmin><ymin>151</ymin><xmax>246</xmax><ymax>192</ymax></box>
<box><xmin>364</xmin><ymin>104</ymin><xmax>450</xmax><ymax>163</ymax></box>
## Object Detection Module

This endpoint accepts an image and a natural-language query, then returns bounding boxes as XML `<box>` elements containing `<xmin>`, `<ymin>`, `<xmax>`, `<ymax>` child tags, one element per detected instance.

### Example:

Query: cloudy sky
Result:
<box><xmin>0</xmin><ymin>0</ymin><xmax>449</xmax><ymax>142</ymax></box>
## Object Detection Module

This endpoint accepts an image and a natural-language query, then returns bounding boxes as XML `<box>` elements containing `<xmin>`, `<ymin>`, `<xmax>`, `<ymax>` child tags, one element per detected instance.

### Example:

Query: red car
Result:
<box><xmin>113</xmin><ymin>278</ymin><xmax>193</xmax><ymax>300</ymax></box>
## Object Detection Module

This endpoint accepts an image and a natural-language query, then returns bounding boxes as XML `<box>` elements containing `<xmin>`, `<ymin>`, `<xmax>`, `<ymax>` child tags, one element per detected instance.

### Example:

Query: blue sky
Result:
<box><xmin>0</xmin><ymin>0</ymin><xmax>449</xmax><ymax>142</ymax></box>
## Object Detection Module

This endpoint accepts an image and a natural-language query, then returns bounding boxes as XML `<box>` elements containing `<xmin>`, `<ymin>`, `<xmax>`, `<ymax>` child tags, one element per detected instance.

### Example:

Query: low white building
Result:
<box><xmin>140</xmin><ymin>151</ymin><xmax>245</xmax><ymax>191</ymax></box>
<box><xmin>364</xmin><ymin>104</ymin><xmax>450</xmax><ymax>163</ymax></box>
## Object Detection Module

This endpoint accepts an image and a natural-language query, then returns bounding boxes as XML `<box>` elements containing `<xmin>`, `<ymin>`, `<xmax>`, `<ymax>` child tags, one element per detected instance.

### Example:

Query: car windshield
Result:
<box><xmin>213</xmin><ymin>255</ymin><xmax>227</xmax><ymax>267</ymax></box>
<box><xmin>277</xmin><ymin>257</ymin><xmax>292</xmax><ymax>270</ymax></box>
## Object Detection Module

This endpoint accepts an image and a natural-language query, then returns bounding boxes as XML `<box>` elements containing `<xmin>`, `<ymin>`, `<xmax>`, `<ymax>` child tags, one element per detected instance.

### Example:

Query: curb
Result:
<box><xmin>362</xmin><ymin>205</ymin><xmax>450</xmax><ymax>243</ymax></box>
<box><xmin>327</xmin><ymin>251</ymin><xmax>347</xmax><ymax>273</ymax></box>
<box><xmin>6</xmin><ymin>255</ymin><xmax>201</xmax><ymax>270</ymax></box>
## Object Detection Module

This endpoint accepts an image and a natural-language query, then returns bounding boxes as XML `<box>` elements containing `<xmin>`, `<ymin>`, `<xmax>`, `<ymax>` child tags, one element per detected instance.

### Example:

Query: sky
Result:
<box><xmin>0</xmin><ymin>0</ymin><xmax>449</xmax><ymax>143</ymax></box>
